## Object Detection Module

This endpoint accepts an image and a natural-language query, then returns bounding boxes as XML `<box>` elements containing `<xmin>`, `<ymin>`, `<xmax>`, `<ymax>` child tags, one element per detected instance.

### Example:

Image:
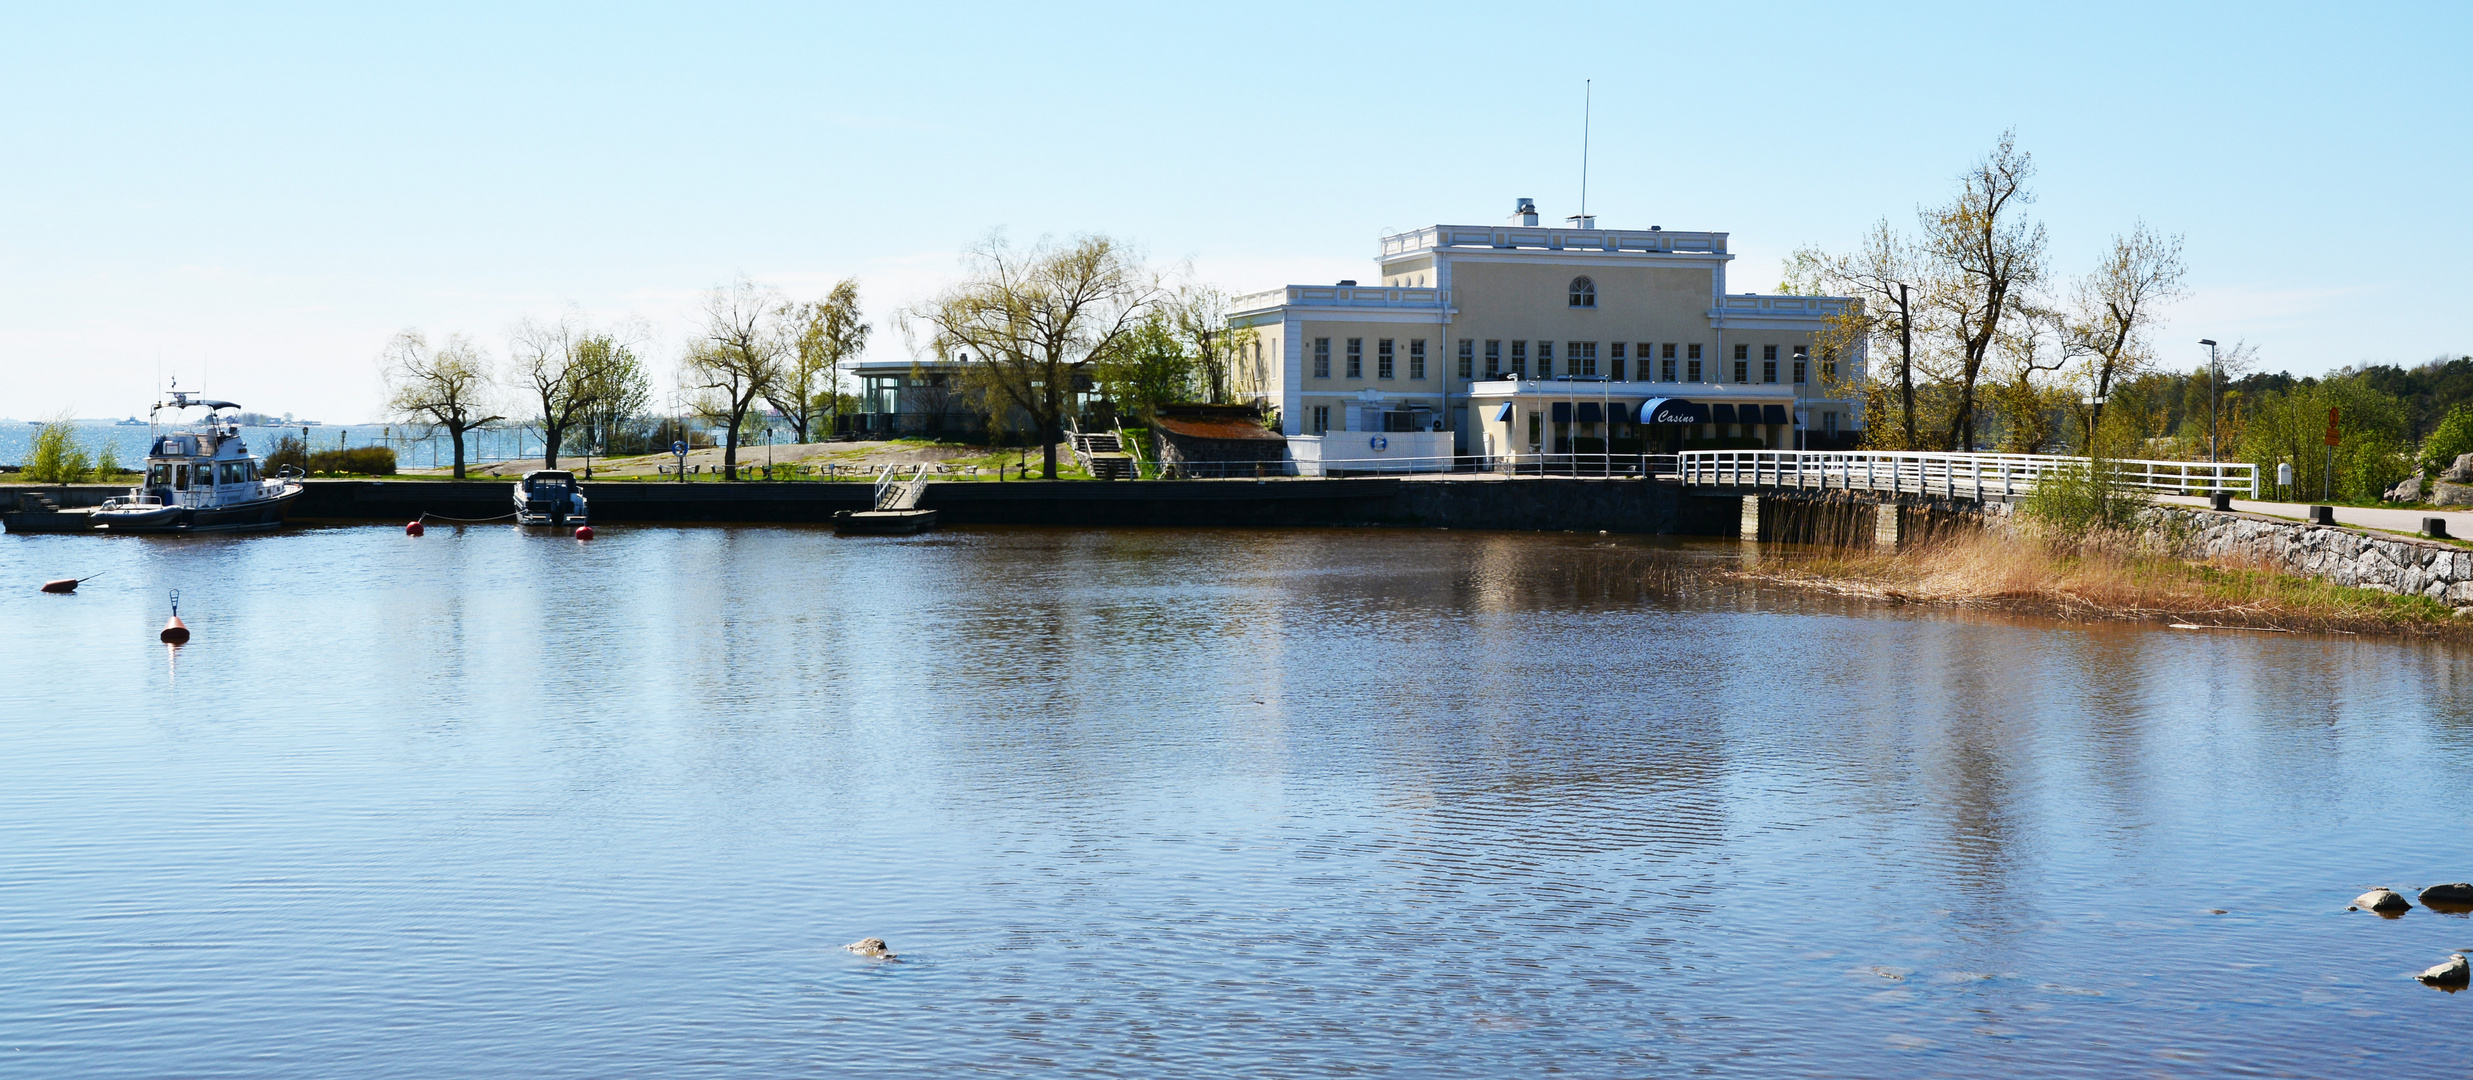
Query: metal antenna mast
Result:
<box><xmin>1580</xmin><ymin>80</ymin><xmax>1591</xmax><ymax>220</ymax></box>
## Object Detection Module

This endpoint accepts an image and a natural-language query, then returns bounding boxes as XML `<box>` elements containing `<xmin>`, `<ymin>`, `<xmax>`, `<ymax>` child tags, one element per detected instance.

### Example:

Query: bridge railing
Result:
<box><xmin>1677</xmin><ymin>450</ymin><xmax>2258</xmax><ymax>500</ymax></box>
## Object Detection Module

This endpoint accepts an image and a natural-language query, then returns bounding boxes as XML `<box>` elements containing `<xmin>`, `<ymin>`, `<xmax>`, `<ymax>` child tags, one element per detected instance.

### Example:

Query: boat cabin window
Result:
<box><xmin>173</xmin><ymin>464</ymin><xmax>189</xmax><ymax>490</ymax></box>
<box><xmin>219</xmin><ymin>462</ymin><xmax>245</xmax><ymax>485</ymax></box>
<box><xmin>148</xmin><ymin>463</ymin><xmax>172</xmax><ymax>487</ymax></box>
<box><xmin>152</xmin><ymin>436</ymin><xmax>197</xmax><ymax>457</ymax></box>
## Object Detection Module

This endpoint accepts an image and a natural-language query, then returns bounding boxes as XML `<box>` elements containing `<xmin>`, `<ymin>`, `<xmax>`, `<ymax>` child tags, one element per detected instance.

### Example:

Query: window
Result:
<box><xmin>1528</xmin><ymin>410</ymin><xmax>1542</xmax><ymax>447</ymax></box>
<box><xmin>1763</xmin><ymin>359</ymin><xmax>1778</xmax><ymax>383</ymax></box>
<box><xmin>1663</xmin><ymin>343</ymin><xmax>1678</xmax><ymax>360</ymax></box>
<box><xmin>1538</xmin><ymin>341</ymin><xmax>1553</xmax><ymax>378</ymax></box>
<box><xmin>1822</xmin><ymin>347</ymin><xmax>1838</xmax><ymax>382</ymax></box>
<box><xmin>1484</xmin><ymin>340</ymin><xmax>1501</xmax><ymax>376</ymax></box>
<box><xmin>1735</xmin><ymin>359</ymin><xmax>1749</xmax><ymax>383</ymax></box>
<box><xmin>1688</xmin><ymin>343</ymin><xmax>1702</xmax><ymax>360</ymax></box>
<box><xmin>1662</xmin><ymin>355</ymin><xmax>1677</xmax><ymax>381</ymax></box>
<box><xmin>1313</xmin><ymin>338</ymin><xmax>1331</xmax><ymax>379</ymax></box>
<box><xmin>1610</xmin><ymin>342</ymin><xmax>1627</xmax><ymax>382</ymax></box>
<box><xmin>1409</xmin><ymin>339</ymin><xmax>1426</xmax><ymax>380</ymax></box>
<box><xmin>1346</xmin><ymin>338</ymin><xmax>1362</xmax><ymax>379</ymax></box>
<box><xmin>1312</xmin><ymin>405</ymin><xmax>1330</xmax><ymax>434</ymax></box>
<box><xmin>1823</xmin><ymin>411</ymin><xmax>1840</xmax><ymax>437</ymax></box>
<box><xmin>1793</xmin><ymin>344</ymin><xmax>1809</xmax><ymax>384</ymax></box>
<box><xmin>1569</xmin><ymin>342</ymin><xmax>1597</xmax><ymax>376</ymax></box>
<box><xmin>1377</xmin><ymin>338</ymin><xmax>1395</xmax><ymax>379</ymax></box>
<box><xmin>1457</xmin><ymin>339</ymin><xmax>1473</xmax><ymax>379</ymax></box>
<box><xmin>1687</xmin><ymin>358</ymin><xmax>1701</xmax><ymax>381</ymax></box>
<box><xmin>1763</xmin><ymin>345</ymin><xmax>1778</xmax><ymax>362</ymax></box>
<box><xmin>1568</xmin><ymin>276</ymin><xmax>1596</xmax><ymax>308</ymax></box>
<box><xmin>1509</xmin><ymin>340</ymin><xmax>1527</xmax><ymax>378</ymax></box>
<box><xmin>1735</xmin><ymin>344</ymin><xmax>1750</xmax><ymax>361</ymax></box>
<box><xmin>1793</xmin><ymin>360</ymin><xmax>1806</xmax><ymax>384</ymax></box>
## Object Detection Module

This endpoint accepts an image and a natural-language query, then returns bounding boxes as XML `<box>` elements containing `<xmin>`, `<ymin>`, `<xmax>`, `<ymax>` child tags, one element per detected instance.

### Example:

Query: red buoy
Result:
<box><xmin>41</xmin><ymin>578</ymin><xmax>79</xmax><ymax>593</ymax></box>
<box><xmin>406</xmin><ymin>520</ymin><xmax>425</xmax><ymax>536</ymax></box>
<box><xmin>160</xmin><ymin>615</ymin><xmax>189</xmax><ymax>644</ymax></box>
<box><xmin>574</xmin><ymin>526</ymin><xmax>593</xmax><ymax>541</ymax></box>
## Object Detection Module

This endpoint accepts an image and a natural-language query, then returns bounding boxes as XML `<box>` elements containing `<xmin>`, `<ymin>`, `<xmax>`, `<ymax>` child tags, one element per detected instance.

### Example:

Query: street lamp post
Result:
<box><xmin>2200</xmin><ymin>338</ymin><xmax>2219</xmax><ymax>463</ymax></box>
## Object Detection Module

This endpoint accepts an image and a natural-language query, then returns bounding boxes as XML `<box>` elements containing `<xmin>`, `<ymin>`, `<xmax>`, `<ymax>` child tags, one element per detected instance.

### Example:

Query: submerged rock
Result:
<box><xmin>2352</xmin><ymin>888</ymin><xmax>2412</xmax><ymax>914</ymax></box>
<box><xmin>2418</xmin><ymin>882</ymin><xmax>2473</xmax><ymax>908</ymax></box>
<box><xmin>2418</xmin><ymin>954</ymin><xmax>2470</xmax><ymax>987</ymax></box>
<box><xmin>843</xmin><ymin>937</ymin><xmax>898</xmax><ymax>959</ymax></box>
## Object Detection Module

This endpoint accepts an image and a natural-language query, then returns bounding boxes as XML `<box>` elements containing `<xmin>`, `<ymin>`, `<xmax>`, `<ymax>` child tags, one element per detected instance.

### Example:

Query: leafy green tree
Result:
<box><xmin>1094</xmin><ymin>312</ymin><xmax>1194</xmax><ymax>420</ymax></box>
<box><xmin>383</xmin><ymin>330</ymin><xmax>503</xmax><ymax>479</ymax></box>
<box><xmin>2419</xmin><ymin>404</ymin><xmax>2473</xmax><ymax>475</ymax></box>
<box><xmin>772</xmin><ymin>279</ymin><xmax>870</xmax><ymax>444</ymax></box>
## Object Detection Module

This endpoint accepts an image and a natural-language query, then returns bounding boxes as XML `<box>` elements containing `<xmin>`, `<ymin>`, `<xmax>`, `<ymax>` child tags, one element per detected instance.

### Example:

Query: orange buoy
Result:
<box><xmin>406</xmin><ymin>520</ymin><xmax>425</xmax><ymax>536</ymax></box>
<box><xmin>160</xmin><ymin>615</ymin><xmax>188</xmax><ymax>644</ymax></box>
<box><xmin>41</xmin><ymin>578</ymin><xmax>79</xmax><ymax>593</ymax></box>
<box><xmin>573</xmin><ymin>526</ymin><xmax>593</xmax><ymax>541</ymax></box>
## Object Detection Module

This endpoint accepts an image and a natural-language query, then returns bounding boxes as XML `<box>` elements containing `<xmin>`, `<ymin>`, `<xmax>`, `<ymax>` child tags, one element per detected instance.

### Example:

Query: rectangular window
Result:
<box><xmin>1687</xmin><ymin>358</ymin><xmax>1702</xmax><ymax>381</ymax></box>
<box><xmin>1569</xmin><ymin>342</ymin><xmax>1597</xmax><ymax>376</ymax></box>
<box><xmin>1663</xmin><ymin>343</ymin><xmax>1677</xmax><ymax>360</ymax></box>
<box><xmin>1509</xmin><ymin>340</ymin><xmax>1527</xmax><ymax>378</ymax></box>
<box><xmin>1538</xmin><ymin>341</ymin><xmax>1553</xmax><ymax>378</ymax></box>
<box><xmin>1610</xmin><ymin>342</ymin><xmax>1627</xmax><ymax>382</ymax></box>
<box><xmin>1409</xmin><ymin>339</ymin><xmax>1425</xmax><ymax>380</ymax></box>
<box><xmin>1735</xmin><ymin>359</ymin><xmax>1750</xmax><ymax>383</ymax></box>
<box><xmin>1377</xmin><ymin>338</ymin><xmax>1395</xmax><ymax>379</ymax></box>
<box><xmin>1346</xmin><ymin>338</ymin><xmax>1362</xmax><ymax>379</ymax></box>
<box><xmin>1484</xmin><ymin>340</ymin><xmax>1501</xmax><ymax>376</ymax></box>
<box><xmin>1793</xmin><ymin>360</ymin><xmax>1806</xmax><ymax>384</ymax></box>
<box><xmin>1763</xmin><ymin>360</ymin><xmax>1778</xmax><ymax>383</ymax></box>
<box><xmin>1312</xmin><ymin>405</ymin><xmax>1330</xmax><ymax>434</ymax></box>
<box><xmin>1313</xmin><ymin>338</ymin><xmax>1331</xmax><ymax>379</ymax></box>
<box><xmin>1763</xmin><ymin>345</ymin><xmax>1778</xmax><ymax>362</ymax></box>
<box><xmin>1824</xmin><ymin>411</ymin><xmax>1840</xmax><ymax>437</ymax></box>
<box><xmin>1662</xmin><ymin>355</ymin><xmax>1677</xmax><ymax>381</ymax></box>
<box><xmin>1457</xmin><ymin>339</ymin><xmax>1474</xmax><ymax>379</ymax></box>
<box><xmin>1736</xmin><ymin>344</ymin><xmax>1750</xmax><ymax>361</ymax></box>
<box><xmin>1688</xmin><ymin>343</ymin><xmax>1702</xmax><ymax>360</ymax></box>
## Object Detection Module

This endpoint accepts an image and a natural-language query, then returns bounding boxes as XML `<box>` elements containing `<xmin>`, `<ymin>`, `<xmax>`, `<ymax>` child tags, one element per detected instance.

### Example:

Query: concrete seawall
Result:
<box><xmin>272</xmin><ymin>477</ymin><xmax>1732</xmax><ymax>534</ymax></box>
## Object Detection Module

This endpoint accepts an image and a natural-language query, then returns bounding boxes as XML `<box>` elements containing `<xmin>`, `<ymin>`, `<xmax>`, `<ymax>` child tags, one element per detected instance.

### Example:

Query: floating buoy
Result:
<box><xmin>573</xmin><ymin>525</ymin><xmax>593</xmax><ymax>541</ymax></box>
<box><xmin>159</xmin><ymin>589</ymin><xmax>189</xmax><ymax>644</ymax></box>
<box><xmin>41</xmin><ymin>578</ymin><xmax>79</xmax><ymax>593</ymax></box>
<box><xmin>406</xmin><ymin>520</ymin><xmax>425</xmax><ymax>536</ymax></box>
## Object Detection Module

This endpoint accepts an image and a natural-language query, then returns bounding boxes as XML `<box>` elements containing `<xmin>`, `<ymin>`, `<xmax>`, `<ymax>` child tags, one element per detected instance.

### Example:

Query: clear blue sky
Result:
<box><xmin>3</xmin><ymin>1</ymin><xmax>2465</xmax><ymax>422</ymax></box>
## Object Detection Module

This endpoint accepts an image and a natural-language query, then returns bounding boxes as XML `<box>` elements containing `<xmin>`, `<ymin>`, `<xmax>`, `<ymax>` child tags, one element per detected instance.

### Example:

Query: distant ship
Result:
<box><xmin>115</xmin><ymin>416</ymin><xmax>145</xmax><ymax>425</ymax></box>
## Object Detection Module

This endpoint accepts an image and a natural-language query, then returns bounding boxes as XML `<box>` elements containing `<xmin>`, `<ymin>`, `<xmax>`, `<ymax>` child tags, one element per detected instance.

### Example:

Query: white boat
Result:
<box><xmin>513</xmin><ymin>470</ymin><xmax>588</xmax><ymax>526</ymax></box>
<box><xmin>85</xmin><ymin>393</ymin><xmax>304</xmax><ymax>534</ymax></box>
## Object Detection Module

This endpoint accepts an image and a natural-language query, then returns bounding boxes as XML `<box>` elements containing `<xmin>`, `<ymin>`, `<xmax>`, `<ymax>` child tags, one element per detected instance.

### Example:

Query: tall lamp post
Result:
<box><xmin>2200</xmin><ymin>338</ymin><xmax>2219</xmax><ymax>463</ymax></box>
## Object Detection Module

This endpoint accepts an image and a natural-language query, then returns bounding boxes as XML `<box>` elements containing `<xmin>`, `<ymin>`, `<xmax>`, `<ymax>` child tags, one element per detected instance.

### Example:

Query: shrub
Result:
<box><xmin>21</xmin><ymin>420</ymin><xmax>92</xmax><ymax>483</ymax></box>
<box><xmin>2022</xmin><ymin>458</ymin><xmax>2151</xmax><ymax>533</ymax></box>
<box><xmin>264</xmin><ymin>435</ymin><xmax>307</xmax><ymax>473</ymax></box>
<box><xmin>306</xmin><ymin>446</ymin><xmax>397</xmax><ymax>475</ymax></box>
<box><xmin>2422</xmin><ymin>404</ymin><xmax>2473</xmax><ymax>477</ymax></box>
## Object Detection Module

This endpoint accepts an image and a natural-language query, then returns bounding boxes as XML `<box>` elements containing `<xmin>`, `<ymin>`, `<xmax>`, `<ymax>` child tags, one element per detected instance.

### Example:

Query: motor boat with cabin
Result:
<box><xmin>513</xmin><ymin>470</ymin><xmax>588</xmax><ymax>526</ymax></box>
<box><xmin>84</xmin><ymin>392</ymin><xmax>303</xmax><ymax>533</ymax></box>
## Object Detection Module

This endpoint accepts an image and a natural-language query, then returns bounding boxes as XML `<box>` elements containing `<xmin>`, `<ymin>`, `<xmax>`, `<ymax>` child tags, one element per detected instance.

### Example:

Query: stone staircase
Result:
<box><xmin>1070</xmin><ymin>430</ymin><xmax>1135</xmax><ymax>480</ymax></box>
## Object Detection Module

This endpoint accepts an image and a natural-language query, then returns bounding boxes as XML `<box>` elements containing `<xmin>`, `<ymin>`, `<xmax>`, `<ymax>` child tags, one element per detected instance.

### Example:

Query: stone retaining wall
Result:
<box><xmin>2142</xmin><ymin>506</ymin><xmax>2473</xmax><ymax>608</ymax></box>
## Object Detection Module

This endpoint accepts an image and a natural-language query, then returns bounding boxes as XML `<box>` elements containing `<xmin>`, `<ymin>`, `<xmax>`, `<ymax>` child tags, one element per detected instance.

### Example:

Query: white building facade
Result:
<box><xmin>1227</xmin><ymin>200</ymin><xmax>1864</xmax><ymax>465</ymax></box>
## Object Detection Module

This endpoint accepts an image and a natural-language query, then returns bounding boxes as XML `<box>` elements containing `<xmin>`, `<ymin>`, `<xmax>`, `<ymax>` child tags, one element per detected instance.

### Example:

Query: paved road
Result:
<box><xmin>2156</xmin><ymin>494</ymin><xmax>2472</xmax><ymax>538</ymax></box>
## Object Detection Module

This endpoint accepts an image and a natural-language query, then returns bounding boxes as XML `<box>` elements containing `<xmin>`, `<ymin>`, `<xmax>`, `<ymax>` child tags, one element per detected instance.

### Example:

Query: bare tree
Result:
<box><xmin>509</xmin><ymin>316</ymin><xmax>605</xmax><ymax>470</ymax></box>
<box><xmin>383</xmin><ymin>330</ymin><xmax>502</xmax><ymax>479</ymax></box>
<box><xmin>1785</xmin><ymin>220</ymin><xmax>1925</xmax><ymax>447</ymax></box>
<box><xmin>1165</xmin><ymin>284</ymin><xmax>1253</xmax><ymax>405</ymax></box>
<box><xmin>772</xmin><ymin>278</ymin><xmax>870</xmax><ymax>443</ymax></box>
<box><xmin>688</xmin><ymin>278</ymin><xmax>786</xmax><ymax>479</ymax></box>
<box><xmin>906</xmin><ymin>235</ymin><xmax>1160</xmax><ymax>479</ymax></box>
<box><xmin>1920</xmin><ymin>130</ymin><xmax>2047</xmax><ymax>451</ymax></box>
<box><xmin>2064</xmin><ymin>223</ymin><xmax>2187</xmax><ymax>443</ymax></box>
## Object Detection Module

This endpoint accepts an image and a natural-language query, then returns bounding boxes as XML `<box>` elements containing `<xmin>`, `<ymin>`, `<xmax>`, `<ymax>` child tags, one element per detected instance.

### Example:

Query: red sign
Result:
<box><xmin>2325</xmin><ymin>407</ymin><xmax>2341</xmax><ymax>447</ymax></box>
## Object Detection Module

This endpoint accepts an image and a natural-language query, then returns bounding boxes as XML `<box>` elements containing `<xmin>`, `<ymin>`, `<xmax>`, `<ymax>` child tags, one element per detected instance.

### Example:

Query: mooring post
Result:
<box><xmin>1741</xmin><ymin>494</ymin><xmax>1762</xmax><ymax>543</ymax></box>
<box><xmin>1874</xmin><ymin>500</ymin><xmax>1903</xmax><ymax>551</ymax></box>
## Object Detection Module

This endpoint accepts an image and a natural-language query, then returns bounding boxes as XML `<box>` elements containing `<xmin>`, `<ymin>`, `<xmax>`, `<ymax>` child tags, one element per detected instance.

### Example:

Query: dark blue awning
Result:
<box><xmin>1762</xmin><ymin>404</ymin><xmax>1790</xmax><ymax>425</ymax></box>
<box><xmin>1492</xmin><ymin>402</ymin><xmax>1513</xmax><ymax>422</ymax></box>
<box><xmin>1640</xmin><ymin>398</ymin><xmax>1707</xmax><ymax>425</ymax></box>
<box><xmin>1551</xmin><ymin>401</ymin><xmax>1572</xmax><ymax>422</ymax></box>
<box><xmin>1576</xmin><ymin>401</ymin><xmax>1604</xmax><ymax>423</ymax></box>
<box><xmin>1712</xmin><ymin>403</ymin><xmax>1739</xmax><ymax>425</ymax></box>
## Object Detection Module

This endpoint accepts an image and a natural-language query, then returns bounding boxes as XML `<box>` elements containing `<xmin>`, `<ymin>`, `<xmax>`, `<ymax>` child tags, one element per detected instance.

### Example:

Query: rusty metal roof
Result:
<box><xmin>1151</xmin><ymin>415</ymin><xmax>1287</xmax><ymax>442</ymax></box>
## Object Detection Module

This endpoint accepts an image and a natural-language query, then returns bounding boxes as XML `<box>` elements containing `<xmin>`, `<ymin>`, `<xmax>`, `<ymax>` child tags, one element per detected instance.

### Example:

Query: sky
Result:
<box><xmin>2</xmin><ymin>1</ymin><xmax>2466</xmax><ymax>422</ymax></box>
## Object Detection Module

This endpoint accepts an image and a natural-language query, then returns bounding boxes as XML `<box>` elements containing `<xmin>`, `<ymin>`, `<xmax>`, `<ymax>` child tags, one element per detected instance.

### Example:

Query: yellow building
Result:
<box><xmin>1227</xmin><ymin>199</ymin><xmax>1862</xmax><ymax>464</ymax></box>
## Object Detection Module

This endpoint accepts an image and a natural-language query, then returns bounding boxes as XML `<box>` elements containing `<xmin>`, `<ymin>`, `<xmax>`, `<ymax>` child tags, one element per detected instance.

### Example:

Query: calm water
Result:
<box><xmin>4</xmin><ymin>524</ymin><xmax>2471</xmax><ymax>1077</ymax></box>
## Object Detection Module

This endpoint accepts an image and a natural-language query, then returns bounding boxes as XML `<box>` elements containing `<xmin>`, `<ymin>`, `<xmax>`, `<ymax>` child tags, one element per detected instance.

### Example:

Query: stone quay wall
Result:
<box><xmin>2140</xmin><ymin>506</ymin><xmax>2473</xmax><ymax>608</ymax></box>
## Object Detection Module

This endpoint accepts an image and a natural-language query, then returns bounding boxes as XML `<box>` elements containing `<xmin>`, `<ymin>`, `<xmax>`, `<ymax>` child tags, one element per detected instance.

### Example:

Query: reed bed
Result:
<box><xmin>1737</xmin><ymin>525</ymin><xmax>2464</xmax><ymax>636</ymax></box>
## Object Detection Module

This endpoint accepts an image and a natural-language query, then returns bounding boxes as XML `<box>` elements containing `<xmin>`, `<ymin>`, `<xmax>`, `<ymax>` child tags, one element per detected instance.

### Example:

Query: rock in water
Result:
<box><xmin>2418</xmin><ymin>954</ymin><xmax>2470</xmax><ymax>987</ymax></box>
<box><xmin>843</xmin><ymin>937</ymin><xmax>897</xmax><ymax>959</ymax></box>
<box><xmin>2352</xmin><ymin>888</ymin><xmax>2412</xmax><ymax>914</ymax></box>
<box><xmin>2419</xmin><ymin>882</ymin><xmax>2473</xmax><ymax>908</ymax></box>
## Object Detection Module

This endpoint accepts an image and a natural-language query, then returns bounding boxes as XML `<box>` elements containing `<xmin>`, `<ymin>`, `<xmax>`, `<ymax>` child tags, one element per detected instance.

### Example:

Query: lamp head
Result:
<box><xmin>2199</xmin><ymin>339</ymin><xmax>2217</xmax><ymax>347</ymax></box>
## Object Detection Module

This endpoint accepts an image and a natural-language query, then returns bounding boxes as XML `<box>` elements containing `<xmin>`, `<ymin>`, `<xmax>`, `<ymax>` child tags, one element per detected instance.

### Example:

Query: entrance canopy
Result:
<box><xmin>1639</xmin><ymin>398</ymin><xmax>1707</xmax><ymax>425</ymax></box>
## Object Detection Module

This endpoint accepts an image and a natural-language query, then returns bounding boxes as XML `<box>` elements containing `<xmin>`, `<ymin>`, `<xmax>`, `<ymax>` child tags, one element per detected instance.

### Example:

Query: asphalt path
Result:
<box><xmin>2156</xmin><ymin>494</ymin><xmax>2473</xmax><ymax>539</ymax></box>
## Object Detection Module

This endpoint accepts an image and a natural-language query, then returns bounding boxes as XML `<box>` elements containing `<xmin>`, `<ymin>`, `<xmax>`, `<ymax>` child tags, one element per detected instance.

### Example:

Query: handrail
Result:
<box><xmin>1675</xmin><ymin>450</ymin><xmax>2259</xmax><ymax>499</ymax></box>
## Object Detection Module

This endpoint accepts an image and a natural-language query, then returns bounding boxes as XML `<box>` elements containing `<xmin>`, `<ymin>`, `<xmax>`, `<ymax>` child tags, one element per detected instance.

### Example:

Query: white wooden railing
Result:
<box><xmin>1678</xmin><ymin>451</ymin><xmax>2258</xmax><ymax>500</ymax></box>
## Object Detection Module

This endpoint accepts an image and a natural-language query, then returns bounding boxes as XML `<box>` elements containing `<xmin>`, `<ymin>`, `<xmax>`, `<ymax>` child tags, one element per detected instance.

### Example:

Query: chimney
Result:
<box><xmin>1510</xmin><ymin>197</ymin><xmax>1538</xmax><ymax>226</ymax></box>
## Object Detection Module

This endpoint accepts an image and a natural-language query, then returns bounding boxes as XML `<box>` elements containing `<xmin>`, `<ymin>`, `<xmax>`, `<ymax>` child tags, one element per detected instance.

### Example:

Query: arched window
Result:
<box><xmin>1568</xmin><ymin>276</ymin><xmax>1596</xmax><ymax>308</ymax></box>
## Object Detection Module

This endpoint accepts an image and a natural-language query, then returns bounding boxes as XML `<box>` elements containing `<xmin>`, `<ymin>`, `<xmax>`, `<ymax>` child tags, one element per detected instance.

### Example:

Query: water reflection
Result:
<box><xmin>3</xmin><ymin>524</ymin><xmax>2471</xmax><ymax>1077</ymax></box>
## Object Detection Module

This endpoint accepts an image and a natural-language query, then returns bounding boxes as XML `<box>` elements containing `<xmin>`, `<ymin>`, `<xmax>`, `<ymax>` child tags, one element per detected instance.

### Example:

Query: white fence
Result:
<box><xmin>1679</xmin><ymin>451</ymin><xmax>2258</xmax><ymax>500</ymax></box>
